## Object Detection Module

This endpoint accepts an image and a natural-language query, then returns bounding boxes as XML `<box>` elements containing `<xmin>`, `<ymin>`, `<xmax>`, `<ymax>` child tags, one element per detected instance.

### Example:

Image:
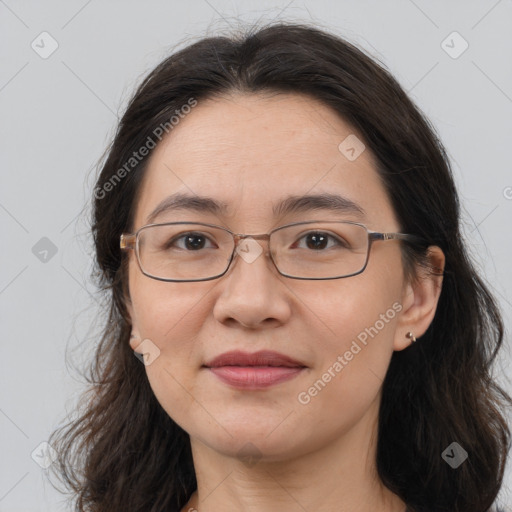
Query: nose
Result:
<box><xmin>212</xmin><ymin>236</ymin><xmax>292</xmax><ymax>329</ymax></box>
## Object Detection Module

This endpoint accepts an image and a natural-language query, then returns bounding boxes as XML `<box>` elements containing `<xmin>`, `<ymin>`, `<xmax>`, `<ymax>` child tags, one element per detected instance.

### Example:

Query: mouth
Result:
<box><xmin>203</xmin><ymin>350</ymin><xmax>307</xmax><ymax>389</ymax></box>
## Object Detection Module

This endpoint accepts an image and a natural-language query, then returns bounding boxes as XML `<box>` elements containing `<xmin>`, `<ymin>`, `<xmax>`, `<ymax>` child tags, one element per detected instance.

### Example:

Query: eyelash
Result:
<box><xmin>169</xmin><ymin>231</ymin><xmax>347</xmax><ymax>251</ymax></box>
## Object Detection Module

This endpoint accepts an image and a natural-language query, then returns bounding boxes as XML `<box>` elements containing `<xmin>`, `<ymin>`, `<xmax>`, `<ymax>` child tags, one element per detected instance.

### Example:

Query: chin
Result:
<box><xmin>192</xmin><ymin>421</ymin><xmax>309</xmax><ymax>461</ymax></box>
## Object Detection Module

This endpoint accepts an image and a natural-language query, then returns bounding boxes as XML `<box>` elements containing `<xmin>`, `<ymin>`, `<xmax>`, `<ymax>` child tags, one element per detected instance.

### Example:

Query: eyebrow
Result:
<box><xmin>145</xmin><ymin>192</ymin><xmax>366</xmax><ymax>224</ymax></box>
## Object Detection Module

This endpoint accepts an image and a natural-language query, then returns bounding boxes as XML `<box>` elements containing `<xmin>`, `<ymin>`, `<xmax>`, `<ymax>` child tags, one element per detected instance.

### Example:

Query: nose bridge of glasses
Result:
<box><xmin>233</xmin><ymin>232</ymin><xmax>271</xmax><ymax>249</ymax></box>
<box><xmin>229</xmin><ymin>232</ymin><xmax>278</xmax><ymax>278</ymax></box>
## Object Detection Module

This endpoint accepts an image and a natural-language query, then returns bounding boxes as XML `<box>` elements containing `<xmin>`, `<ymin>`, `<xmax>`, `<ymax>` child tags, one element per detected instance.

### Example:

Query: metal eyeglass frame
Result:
<box><xmin>119</xmin><ymin>220</ymin><xmax>426</xmax><ymax>282</ymax></box>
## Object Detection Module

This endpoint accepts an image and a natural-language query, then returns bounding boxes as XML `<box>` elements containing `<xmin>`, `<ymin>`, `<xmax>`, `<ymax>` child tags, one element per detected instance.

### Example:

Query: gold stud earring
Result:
<box><xmin>406</xmin><ymin>332</ymin><xmax>417</xmax><ymax>343</ymax></box>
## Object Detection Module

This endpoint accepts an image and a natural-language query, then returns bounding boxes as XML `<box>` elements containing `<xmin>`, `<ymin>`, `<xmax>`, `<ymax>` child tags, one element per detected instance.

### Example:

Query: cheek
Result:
<box><xmin>129</xmin><ymin>256</ymin><xmax>212</xmax><ymax>347</ymax></box>
<box><xmin>298</xmin><ymin>258</ymin><xmax>403</xmax><ymax>407</ymax></box>
<box><xmin>128</xmin><ymin>269</ymin><xmax>216</xmax><ymax>424</ymax></box>
<box><xmin>303</xmin><ymin>259</ymin><xmax>402</xmax><ymax>355</ymax></box>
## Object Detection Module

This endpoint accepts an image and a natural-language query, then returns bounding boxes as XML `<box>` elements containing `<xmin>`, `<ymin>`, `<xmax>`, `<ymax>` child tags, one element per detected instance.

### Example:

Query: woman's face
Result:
<box><xmin>126</xmin><ymin>92</ymin><xmax>415</xmax><ymax>461</ymax></box>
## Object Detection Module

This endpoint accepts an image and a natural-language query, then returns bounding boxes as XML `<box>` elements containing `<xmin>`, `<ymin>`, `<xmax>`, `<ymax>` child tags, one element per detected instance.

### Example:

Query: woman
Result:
<box><xmin>49</xmin><ymin>22</ymin><xmax>511</xmax><ymax>512</ymax></box>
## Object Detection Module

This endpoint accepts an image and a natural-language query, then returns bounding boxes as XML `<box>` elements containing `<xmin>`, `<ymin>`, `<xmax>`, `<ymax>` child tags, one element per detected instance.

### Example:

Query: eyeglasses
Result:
<box><xmin>120</xmin><ymin>220</ymin><xmax>424</xmax><ymax>282</ymax></box>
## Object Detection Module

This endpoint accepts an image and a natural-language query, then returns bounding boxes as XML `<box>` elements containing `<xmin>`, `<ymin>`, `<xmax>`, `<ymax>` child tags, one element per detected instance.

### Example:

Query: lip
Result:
<box><xmin>203</xmin><ymin>350</ymin><xmax>307</xmax><ymax>390</ymax></box>
<box><xmin>204</xmin><ymin>350</ymin><xmax>305</xmax><ymax>368</ymax></box>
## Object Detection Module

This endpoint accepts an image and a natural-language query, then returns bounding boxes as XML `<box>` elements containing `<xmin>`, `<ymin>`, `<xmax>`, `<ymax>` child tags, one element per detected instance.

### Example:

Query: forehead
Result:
<box><xmin>132</xmin><ymin>92</ymin><xmax>395</xmax><ymax>230</ymax></box>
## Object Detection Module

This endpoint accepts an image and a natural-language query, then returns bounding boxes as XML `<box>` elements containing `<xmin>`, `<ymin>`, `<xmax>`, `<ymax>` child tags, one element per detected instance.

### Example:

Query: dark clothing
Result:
<box><xmin>405</xmin><ymin>507</ymin><xmax>507</xmax><ymax>512</ymax></box>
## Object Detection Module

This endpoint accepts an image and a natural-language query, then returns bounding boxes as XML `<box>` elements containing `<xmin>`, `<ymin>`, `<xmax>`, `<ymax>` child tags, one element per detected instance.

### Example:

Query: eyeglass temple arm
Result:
<box><xmin>120</xmin><ymin>233</ymin><xmax>136</xmax><ymax>250</ymax></box>
<box><xmin>369</xmin><ymin>232</ymin><xmax>426</xmax><ymax>244</ymax></box>
<box><xmin>372</xmin><ymin>232</ymin><xmax>444</xmax><ymax>274</ymax></box>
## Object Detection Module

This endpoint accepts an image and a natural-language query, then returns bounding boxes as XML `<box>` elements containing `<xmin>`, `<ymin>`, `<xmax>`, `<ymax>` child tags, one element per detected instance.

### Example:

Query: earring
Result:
<box><xmin>406</xmin><ymin>332</ymin><xmax>417</xmax><ymax>343</ymax></box>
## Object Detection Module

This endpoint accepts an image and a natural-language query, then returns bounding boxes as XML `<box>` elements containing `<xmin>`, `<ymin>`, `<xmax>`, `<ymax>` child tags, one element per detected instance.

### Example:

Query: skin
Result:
<box><xmin>125</xmin><ymin>92</ymin><xmax>445</xmax><ymax>512</ymax></box>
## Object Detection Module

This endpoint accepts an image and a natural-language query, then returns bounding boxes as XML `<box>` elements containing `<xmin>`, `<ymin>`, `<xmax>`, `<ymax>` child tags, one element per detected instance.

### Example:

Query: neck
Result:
<box><xmin>181</xmin><ymin>399</ymin><xmax>406</xmax><ymax>512</ymax></box>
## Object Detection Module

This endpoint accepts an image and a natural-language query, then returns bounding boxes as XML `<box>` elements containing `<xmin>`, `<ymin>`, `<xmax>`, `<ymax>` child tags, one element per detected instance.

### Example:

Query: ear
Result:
<box><xmin>125</xmin><ymin>295</ymin><xmax>141</xmax><ymax>351</ymax></box>
<box><xmin>121</xmin><ymin>258</ymin><xmax>142</xmax><ymax>351</ymax></box>
<box><xmin>394</xmin><ymin>246</ymin><xmax>445</xmax><ymax>351</ymax></box>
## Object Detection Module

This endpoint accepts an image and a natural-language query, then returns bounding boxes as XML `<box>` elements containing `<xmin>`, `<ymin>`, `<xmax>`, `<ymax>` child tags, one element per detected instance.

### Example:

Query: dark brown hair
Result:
<box><xmin>48</xmin><ymin>21</ymin><xmax>511</xmax><ymax>512</ymax></box>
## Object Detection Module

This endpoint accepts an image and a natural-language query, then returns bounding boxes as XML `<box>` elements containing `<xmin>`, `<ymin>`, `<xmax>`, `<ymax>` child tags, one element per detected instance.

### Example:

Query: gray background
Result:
<box><xmin>1</xmin><ymin>1</ymin><xmax>511</xmax><ymax>510</ymax></box>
